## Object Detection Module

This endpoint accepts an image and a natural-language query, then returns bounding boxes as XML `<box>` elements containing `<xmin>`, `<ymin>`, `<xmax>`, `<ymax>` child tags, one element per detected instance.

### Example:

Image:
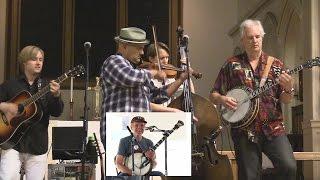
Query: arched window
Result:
<box><xmin>6</xmin><ymin>0</ymin><xmax>182</xmax><ymax>87</ymax></box>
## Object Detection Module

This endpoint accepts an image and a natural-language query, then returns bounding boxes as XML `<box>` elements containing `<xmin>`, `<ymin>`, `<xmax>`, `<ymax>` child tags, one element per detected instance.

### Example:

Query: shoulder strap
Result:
<box><xmin>260</xmin><ymin>56</ymin><xmax>274</xmax><ymax>87</ymax></box>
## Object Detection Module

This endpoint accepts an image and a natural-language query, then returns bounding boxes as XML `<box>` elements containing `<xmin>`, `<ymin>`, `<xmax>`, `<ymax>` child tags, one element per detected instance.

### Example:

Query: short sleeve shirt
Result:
<box><xmin>211</xmin><ymin>52</ymin><xmax>286</xmax><ymax>137</ymax></box>
<box><xmin>117</xmin><ymin>136</ymin><xmax>154</xmax><ymax>157</ymax></box>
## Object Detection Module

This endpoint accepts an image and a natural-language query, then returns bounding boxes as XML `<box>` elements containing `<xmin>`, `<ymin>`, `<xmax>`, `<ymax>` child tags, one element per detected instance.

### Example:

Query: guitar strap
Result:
<box><xmin>37</xmin><ymin>77</ymin><xmax>44</xmax><ymax>100</ymax></box>
<box><xmin>246</xmin><ymin>56</ymin><xmax>274</xmax><ymax>143</ymax></box>
<box><xmin>37</xmin><ymin>78</ymin><xmax>45</xmax><ymax>108</ymax></box>
<box><xmin>259</xmin><ymin>56</ymin><xmax>274</xmax><ymax>87</ymax></box>
<box><xmin>37</xmin><ymin>78</ymin><xmax>42</xmax><ymax>95</ymax></box>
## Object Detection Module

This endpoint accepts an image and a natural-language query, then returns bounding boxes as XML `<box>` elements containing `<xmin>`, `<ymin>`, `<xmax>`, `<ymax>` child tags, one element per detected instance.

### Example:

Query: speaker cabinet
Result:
<box><xmin>52</xmin><ymin>127</ymin><xmax>84</xmax><ymax>160</ymax></box>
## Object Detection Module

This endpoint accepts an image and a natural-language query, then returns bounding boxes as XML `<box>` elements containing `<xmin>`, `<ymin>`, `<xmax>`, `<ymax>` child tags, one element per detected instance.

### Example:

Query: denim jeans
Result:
<box><xmin>232</xmin><ymin>132</ymin><xmax>296</xmax><ymax>180</ymax></box>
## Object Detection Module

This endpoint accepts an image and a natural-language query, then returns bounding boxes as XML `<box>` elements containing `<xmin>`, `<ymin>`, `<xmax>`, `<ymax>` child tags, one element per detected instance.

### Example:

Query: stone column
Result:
<box><xmin>302</xmin><ymin>0</ymin><xmax>320</xmax><ymax>179</ymax></box>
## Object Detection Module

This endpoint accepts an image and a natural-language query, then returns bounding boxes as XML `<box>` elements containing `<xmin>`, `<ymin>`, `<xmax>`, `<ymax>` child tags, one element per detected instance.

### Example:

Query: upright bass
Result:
<box><xmin>167</xmin><ymin>26</ymin><xmax>233</xmax><ymax>180</ymax></box>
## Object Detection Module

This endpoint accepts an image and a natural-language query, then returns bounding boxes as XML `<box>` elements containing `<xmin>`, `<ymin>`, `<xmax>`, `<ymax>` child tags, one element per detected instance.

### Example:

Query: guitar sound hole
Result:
<box><xmin>1</xmin><ymin>112</ymin><xmax>9</xmax><ymax>126</ymax></box>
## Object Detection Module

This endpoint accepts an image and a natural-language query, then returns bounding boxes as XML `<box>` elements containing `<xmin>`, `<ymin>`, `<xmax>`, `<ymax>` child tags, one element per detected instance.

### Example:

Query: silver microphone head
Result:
<box><xmin>145</xmin><ymin>126</ymin><xmax>156</xmax><ymax>130</ymax></box>
<box><xmin>84</xmin><ymin>42</ymin><xmax>92</xmax><ymax>49</ymax></box>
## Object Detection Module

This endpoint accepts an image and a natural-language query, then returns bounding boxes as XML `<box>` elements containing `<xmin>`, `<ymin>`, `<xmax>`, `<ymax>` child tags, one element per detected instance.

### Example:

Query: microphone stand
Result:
<box><xmin>181</xmin><ymin>38</ymin><xmax>195</xmax><ymax>135</ymax></box>
<box><xmin>177</xmin><ymin>27</ymin><xmax>196</xmax><ymax>137</ymax></box>
<box><xmin>131</xmin><ymin>137</ymin><xmax>135</xmax><ymax>176</ymax></box>
<box><xmin>81</xmin><ymin>42</ymin><xmax>91</xmax><ymax>180</ymax></box>
<box><xmin>147</xmin><ymin>127</ymin><xmax>170</xmax><ymax>176</ymax></box>
<box><xmin>126</xmin><ymin>126</ymin><xmax>136</xmax><ymax>176</ymax></box>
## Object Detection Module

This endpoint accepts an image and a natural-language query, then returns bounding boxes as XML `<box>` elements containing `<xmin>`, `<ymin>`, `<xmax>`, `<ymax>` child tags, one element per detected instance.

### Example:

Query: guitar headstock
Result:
<box><xmin>303</xmin><ymin>57</ymin><xmax>320</xmax><ymax>69</ymax></box>
<box><xmin>67</xmin><ymin>64</ymin><xmax>85</xmax><ymax>77</ymax></box>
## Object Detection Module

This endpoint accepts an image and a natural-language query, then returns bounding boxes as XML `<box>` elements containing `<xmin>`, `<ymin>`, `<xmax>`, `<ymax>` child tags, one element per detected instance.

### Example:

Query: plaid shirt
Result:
<box><xmin>212</xmin><ymin>52</ymin><xmax>286</xmax><ymax>138</ymax></box>
<box><xmin>100</xmin><ymin>54</ymin><xmax>168</xmax><ymax>145</ymax></box>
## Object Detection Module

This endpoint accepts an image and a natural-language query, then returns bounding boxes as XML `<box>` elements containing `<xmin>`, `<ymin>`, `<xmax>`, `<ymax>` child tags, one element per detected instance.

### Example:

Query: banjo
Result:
<box><xmin>221</xmin><ymin>57</ymin><xmax>320</xmax><ymax>129</ymax></box>
<box><xmin>125</xmin><ymin>120</ymin><xmax>184</xmax><ymax>175</ymax></box>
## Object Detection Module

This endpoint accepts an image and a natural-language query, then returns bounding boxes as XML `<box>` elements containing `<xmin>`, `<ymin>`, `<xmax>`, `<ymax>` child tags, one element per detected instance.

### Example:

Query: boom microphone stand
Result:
<box><xmin>126</xmin><ymin>126</ymin><xmax>136</xmax><ymax>176</ymax></box>
<box><xmin>81</xmin><ymin>41</ymin><xmax>91</xmax><ymax>180</ymax></box>
<box><xmin>146</xmin><ymin>126</ymin><xmax>170</xmax><ymax>176</ymax></box>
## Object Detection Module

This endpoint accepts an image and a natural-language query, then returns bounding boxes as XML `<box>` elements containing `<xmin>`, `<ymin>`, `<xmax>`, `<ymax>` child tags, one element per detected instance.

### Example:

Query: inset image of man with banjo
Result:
<box><xmin>105</xmin><ymin>112</ymin><xmax>192</xmax><ymax>177</ymax></box>
<box><xmin>116</xmin><ymin>116</ymin><xmax>165</xmax><ymax>176</ymax></box>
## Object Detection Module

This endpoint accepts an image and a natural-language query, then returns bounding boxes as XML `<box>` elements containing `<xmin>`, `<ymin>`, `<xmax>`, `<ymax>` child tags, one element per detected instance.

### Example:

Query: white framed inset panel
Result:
<box><xmin>105</xmin><ymin>112</ymin><xmax>192</xmax><ymax>176</ymax></box>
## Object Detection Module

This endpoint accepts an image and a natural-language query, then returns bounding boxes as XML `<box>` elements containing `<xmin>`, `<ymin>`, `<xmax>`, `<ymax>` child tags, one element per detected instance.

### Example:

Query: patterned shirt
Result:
<box><xmin>100</xmin><ymin>54</ymin><xmax>169</xmax><ymax>146</ymax></box>
<box><xmin>211</xmin><ymin>52</ymin><xmax>286</xmax><ymax>138</ymax></box>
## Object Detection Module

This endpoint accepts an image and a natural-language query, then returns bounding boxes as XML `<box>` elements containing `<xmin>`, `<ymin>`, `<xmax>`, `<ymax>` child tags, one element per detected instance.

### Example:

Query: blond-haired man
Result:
<box><xmin>0</xmin><ymin>45</ymin><xmax>63</xmax><ymax>180</ymax></box>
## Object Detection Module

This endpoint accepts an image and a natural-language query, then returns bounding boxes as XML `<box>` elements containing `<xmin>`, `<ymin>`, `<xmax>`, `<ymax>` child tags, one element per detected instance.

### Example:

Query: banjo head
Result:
<box><xmin>125</xmin><ymin>153</ymin><xmax>152</xmax><ymax>175</ymax></box>
<box><xmin>222</xmin><ymin>87</ymin><xmax>251</xmax><ymax>124</ymax></box>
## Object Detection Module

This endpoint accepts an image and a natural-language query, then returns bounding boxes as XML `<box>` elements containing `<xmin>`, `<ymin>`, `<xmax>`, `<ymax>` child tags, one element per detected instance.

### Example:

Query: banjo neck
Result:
<box><xmin>151</xmin><ymin>121</ymin><xmax>183</xmax><ymax>151</ymax></box>
<box><xmin>250</xmin><ymin>64</ymin><xmax>304</xmax><ymax>99</ymax></box>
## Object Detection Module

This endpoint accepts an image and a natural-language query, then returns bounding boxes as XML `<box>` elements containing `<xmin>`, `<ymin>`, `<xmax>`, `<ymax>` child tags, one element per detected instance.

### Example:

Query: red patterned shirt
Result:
<box><xmin>211</xmin><ymin>52</ymin><xmax>286</xmax><ymax>138</ymax></box>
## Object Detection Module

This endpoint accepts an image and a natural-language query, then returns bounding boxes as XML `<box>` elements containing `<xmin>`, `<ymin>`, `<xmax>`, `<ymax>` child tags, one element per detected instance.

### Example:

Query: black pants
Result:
<box><xmin>232</xmin><ymin>132</ymin><xmax>296</xmax><ymax>180</ymax></box>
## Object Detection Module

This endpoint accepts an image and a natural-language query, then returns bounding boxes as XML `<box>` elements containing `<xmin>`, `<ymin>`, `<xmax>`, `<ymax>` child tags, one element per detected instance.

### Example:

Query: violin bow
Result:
<box><xmin>151</xmin><ymin>25</ymin><xmax>166</xmax><ymax>86</ymax></box>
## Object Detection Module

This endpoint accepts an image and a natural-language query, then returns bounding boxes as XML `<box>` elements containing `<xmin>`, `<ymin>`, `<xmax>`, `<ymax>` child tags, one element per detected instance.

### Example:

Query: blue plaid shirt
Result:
<box><xmin>100</xmin><ymin>54</ymin><xmax>169</xmax><ymax>147</ymax></box>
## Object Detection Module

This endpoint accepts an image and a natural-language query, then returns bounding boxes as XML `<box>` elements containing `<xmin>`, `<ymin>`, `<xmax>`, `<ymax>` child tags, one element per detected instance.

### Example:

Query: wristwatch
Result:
<box><xmin>283</xmin><ymin>87</ymin><xmax>295</xmax><ymax>95</ymax></box>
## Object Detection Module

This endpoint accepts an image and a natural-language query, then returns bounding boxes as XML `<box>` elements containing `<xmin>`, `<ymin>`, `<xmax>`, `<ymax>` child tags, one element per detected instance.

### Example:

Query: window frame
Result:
<box><xmin>5</xmin><ymin>0</ymin><xmax>183</xmax><ymax>88</ymax></box>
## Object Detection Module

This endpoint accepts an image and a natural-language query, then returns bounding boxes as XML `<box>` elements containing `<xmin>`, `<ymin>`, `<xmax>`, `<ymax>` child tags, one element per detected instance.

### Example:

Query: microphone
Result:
<box><xmin>145</xmin><ymin>126</ymin><xmax>156</xmax><ymax>131</ymax></box>
<box><xmin>84</xmin><ymin>42</ymin><xmax>91</xmax><ymax>56</ymax></box>
<box><xmin>179</xmin><ymin>35</ymin><xmax>189</xmax><ymax>61</ymax></box>
<box><xmin>181</xmin><ymin>35</ymin><xmax>189</xmax><ymax>47</ymax></box>
<box><xmin>84</xmin><ymin>42</ymin><xmax>92</xmax><ymax>49</ymax></box>
<box><xmin>183</xmin><ymin>35</ymin><xmax>189</xmax><ymax>42</ymax></box>
<box><xmin>176</xmin><ymin>26</ymin><xmax>184</xmax><ymax>35</ymax></box>
<box><xmin>179</xmin><ymin>46</ymin><xmax>187</xmax><ymax>61</ymax></box>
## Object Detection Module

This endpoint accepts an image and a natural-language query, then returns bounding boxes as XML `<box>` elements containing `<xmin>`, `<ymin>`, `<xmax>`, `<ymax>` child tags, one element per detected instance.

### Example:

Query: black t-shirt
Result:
<box><xmin>0</xmin><ymin>74</ymin><xmax>64</xmax><ymax>155</ymax></box>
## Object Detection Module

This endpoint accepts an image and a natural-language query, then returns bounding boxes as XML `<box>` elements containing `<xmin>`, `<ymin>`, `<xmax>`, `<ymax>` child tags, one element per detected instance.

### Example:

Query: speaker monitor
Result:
<box><xmin>52</xmin><ymin>126</ymin><xmax>84</xmax><ymax>160</ymax></box>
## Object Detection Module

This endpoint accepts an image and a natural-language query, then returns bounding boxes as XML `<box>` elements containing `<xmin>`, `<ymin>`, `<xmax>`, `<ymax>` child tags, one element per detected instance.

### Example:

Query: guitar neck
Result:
<box><xmin>250</xmin><ymin>64</ymin><xmax>304</xmax><ymax>99</ymax></box>
<box><xmin>22</xmin><ymin>73</ymin><xmax>70</xmax><ymax>107</ymax></box>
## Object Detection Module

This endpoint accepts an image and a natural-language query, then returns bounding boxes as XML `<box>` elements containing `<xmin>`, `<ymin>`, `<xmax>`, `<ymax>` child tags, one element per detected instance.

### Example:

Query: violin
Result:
<box><xmin>139</xmin><ymin>61</ymin><xmax>202</xmax><ymax>79</ymax></box>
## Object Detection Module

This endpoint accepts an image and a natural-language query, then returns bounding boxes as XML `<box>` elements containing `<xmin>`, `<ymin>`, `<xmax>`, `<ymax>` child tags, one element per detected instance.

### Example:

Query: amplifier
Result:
<box><xmin>48</xmin><ymin>163</ymin><xmax>95</xmax><ymax>180</ymax></box>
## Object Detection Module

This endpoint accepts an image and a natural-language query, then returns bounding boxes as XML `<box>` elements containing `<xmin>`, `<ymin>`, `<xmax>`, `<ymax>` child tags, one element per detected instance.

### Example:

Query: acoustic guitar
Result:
<box><xmin>0</xmin><ymin>65</ymin><xmax>84</xmax><ymax>149</ymax></box>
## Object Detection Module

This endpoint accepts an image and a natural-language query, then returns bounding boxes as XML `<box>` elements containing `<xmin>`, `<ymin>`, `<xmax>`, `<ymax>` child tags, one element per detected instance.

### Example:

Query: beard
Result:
<box><xmin>130</xmin><ymin>56</ymin><xmax>144</xmax><ymax>67</ymax></box>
